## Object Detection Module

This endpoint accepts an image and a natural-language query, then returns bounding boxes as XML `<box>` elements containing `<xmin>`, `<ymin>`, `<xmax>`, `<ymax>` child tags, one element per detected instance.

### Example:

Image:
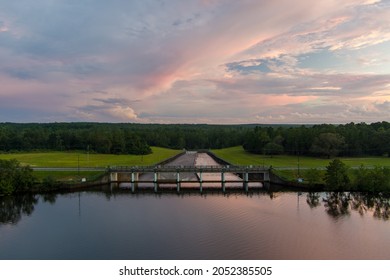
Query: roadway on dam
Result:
<box><xmin>122</xmin><ymin>151</ymin><xmax>261</xmax><ymax>189</ymax></box>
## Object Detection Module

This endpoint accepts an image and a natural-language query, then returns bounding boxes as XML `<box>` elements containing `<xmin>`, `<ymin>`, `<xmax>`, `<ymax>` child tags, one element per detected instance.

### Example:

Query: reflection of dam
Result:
<box><xmin>109</xmin><ymin>152</ymin><xmax>270</xmax><ymax>192</ymax></box>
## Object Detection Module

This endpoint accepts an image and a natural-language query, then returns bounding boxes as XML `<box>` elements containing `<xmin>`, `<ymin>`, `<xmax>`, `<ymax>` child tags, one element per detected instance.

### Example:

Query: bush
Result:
<box><xmin>324</xmin><ymin>159</ymin><xmax>350</xmax><ymax>190</ymax></box>
<box><xmin>41</xmin><ymin>176</ymin><xmax>61</xmax><ymax>191</ymax></box>
<box><xmin>0</xmin><ymin>159</ymin><xmax>35</xmax><ymax>195</ymax></box>
<box><xmin>353</xmin><ymin>166</ymin><xmax>390</xmax><ymax>192</ymax></box>
<box><xmin>304</xmin><ymin>168</ymin><xmax>322</xmax><ymax>186</ymax></box>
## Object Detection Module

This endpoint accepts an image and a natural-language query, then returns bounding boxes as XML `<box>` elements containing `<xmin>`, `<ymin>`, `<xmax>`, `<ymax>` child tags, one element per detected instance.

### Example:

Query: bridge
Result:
<box><xmin>108</xmin><ymin>165</ymin><xmax>271</xmax><ymax>193</ymax></box>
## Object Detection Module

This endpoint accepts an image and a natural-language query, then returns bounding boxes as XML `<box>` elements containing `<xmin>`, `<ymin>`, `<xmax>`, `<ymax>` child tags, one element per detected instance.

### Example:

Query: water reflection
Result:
<box><xmin>41</xmin><ymin>193</ymin><xmax>58</xmax><ymax>204</ymax></box>
<box><xmin>306</xmin><ymin>192</ymin><xmax>321</xmax><ymax>208</ymax></box>
<box><xmin>323</xmin><ymin>192</ymin><xmax>351</xmax><ymax>217</ymax></box>
<box><xmin>1</xmin><ymin>190</ymin><xmax>390</xmax><ymax>260</ymax></box>
<box><xmin>366</xmin><ymin>195</ymin><xmax>390</xmax><ymax>220</ymax></box>
<box><xmin>1</xmin><ymin>191</ymin><xmax>390</xmax><ymax>227</ymax></box>
<box><xmin>305</xmin><ymin>192</ymin><xmax>390</xmax><ymax>220</ymax></box>
<box><xmin>0</xmin><ymin>195</ymin><xmax>39</xmax><ymax>225</ymax></box>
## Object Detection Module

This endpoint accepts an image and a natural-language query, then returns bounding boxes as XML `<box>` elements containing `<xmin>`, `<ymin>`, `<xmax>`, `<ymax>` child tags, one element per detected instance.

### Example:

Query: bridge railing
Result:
<box><xmin>108</xmin><ymin>165</ymin><xmax>269</xmax><ymax>172</ymax></box>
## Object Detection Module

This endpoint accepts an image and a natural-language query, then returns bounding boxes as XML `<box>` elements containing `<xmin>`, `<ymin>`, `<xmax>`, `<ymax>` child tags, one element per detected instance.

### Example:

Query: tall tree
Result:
<box><xmin>310</xmin><ymin>133</ymin><xmax>345</xmax><ymax>158</ymax></box>
<box><xmin>0</xmin><ymin>159</ymin><xmax>35</xmax><ymax>195</ymax></box>
<box><xmin>324</xmin><ymin>159</ymin><xmax>350</xmax><ymax>190</ymax></box>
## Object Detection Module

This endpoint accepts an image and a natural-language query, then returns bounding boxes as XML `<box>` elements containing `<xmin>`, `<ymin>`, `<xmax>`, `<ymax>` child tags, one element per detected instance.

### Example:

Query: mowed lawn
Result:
<box><xmin>2</xmin><ymin>145</ymin><xmax>389</xmax><ymax>169</ymax></box>
<box><xmin>212</xmin><ymin>146</ymin><xmax>390</xmax><ymax>169</ymax></box>
<box><xmin>0</xmin><ymin>147</ymin><xmax>182</xmax><ymax>168</ymax></box>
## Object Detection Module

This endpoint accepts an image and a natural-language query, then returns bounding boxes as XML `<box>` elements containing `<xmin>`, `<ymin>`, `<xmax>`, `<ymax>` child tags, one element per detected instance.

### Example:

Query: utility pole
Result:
<box><xmin>87</xmin><ymin>145</ymin><xmax>90</xmax><ymax>164</ymax></box>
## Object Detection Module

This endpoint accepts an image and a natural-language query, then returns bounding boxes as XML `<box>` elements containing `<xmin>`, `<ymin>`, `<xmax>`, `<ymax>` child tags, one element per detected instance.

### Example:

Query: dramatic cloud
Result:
<box><xmin>0</xmin><ymin>0</ymin><xmax>389</xmax><ymax>123</ymax></box>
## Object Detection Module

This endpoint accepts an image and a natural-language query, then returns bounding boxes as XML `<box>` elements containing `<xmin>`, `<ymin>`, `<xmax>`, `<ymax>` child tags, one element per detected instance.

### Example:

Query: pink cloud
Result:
<box><xmin>1</xmin><ymin>0</ymin><xmax>389</xmax><ymax>123</ymax></box>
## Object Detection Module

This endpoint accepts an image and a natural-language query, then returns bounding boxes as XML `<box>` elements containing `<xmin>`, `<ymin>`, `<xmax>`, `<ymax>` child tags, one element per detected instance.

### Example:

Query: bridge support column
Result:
<box><xmin>131</xmin><ymin>172</ymin><xmax>139</xmax><ymax>192</ymax></box>
<box><xmin>176</xmin><ymin>171</ymin><xmax>181</xmax><ymax>192</ymax></box>
<box><xmin>110</xmin><ymin>172</ymin><xmax>118</xmax><ymax>182</ymax></box>
<box><xmin>154</xmin><ymin>171</ymin><xmax>158</xmax><ymax>192</ymax></box>
<box><xmin>243</xmin><ymin>172</ymin><xmax>249</xmax><ymax>191</ymax></box>
<box><xmin>131</xmin><ymin>172</ymin><xmax>135</xmax><ymax>192</ymax></box>
<box><xmin>221</xmin><ymin>171</ymin><xmax>225</xmax><ymax>192</ymax></box>
<box><xmin>110</xmin><ymin>172</ymin><xmax>118</xmax><ymax>189</ymax></box>
<box><xmin>199</xmin><ymin>171</ymin><xmax>203</xmax><ymax>193</ymax></box>
<box><xmin>264</xmin><ymin>171</ymin><xmax>270</xmax><ymax>182</ymax></box>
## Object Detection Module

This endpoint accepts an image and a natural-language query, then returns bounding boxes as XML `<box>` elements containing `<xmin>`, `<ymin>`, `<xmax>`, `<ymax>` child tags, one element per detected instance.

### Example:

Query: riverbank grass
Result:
<box><xmin>212</xmin><ymin>146</ymin><xmax>390</xmax><ymax>168</ymax></box>
<box><xmin>0</xmin><ymin>147</ymin><xmax>181</xmax><ymax>168</ymax></box>
<box><xmin>0</xmin><ymin>147</ymin><xmax>181</xmax><ymax>183</ymax></box>
<box><xmin>33</xmin><ymin>171</ymin><xmax>104</xmax><ymax>182</ymax></box>
<box><xmin>212</xmin><ymin>146</ymin><xmax>390</xmax><ymax>182</ymax></box>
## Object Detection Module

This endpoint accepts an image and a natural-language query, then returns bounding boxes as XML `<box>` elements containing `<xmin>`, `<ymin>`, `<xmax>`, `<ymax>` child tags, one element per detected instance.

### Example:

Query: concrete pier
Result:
<box><xmin>176</xmin><ymin>171</ymin><xmax>180</xmax><ymax>192</ymax></box>
<box><xmin>199</xmin><ymin>171</ymin><xmax>203</xmax><ymax>193</ymax></box>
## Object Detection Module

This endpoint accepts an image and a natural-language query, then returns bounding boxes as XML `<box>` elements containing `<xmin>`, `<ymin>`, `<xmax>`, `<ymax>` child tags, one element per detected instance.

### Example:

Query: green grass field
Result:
<box><xmin>4</xmin><ymin>145</ymin><xmax>388</xmax><ymax>169</ymax></box>
<box><xmin>0</xmin><ymin>147</ymin><xmax>181</xmax><ymax>182</ymax></box>
<box><xmin>33</xmin><ymin>171</ymin><xmax>104</xmax><ymax>182</ymax></box>
<box><xmin>0</xmin><ymin>147</ymin><xmax>181</xmax><ymax>168</ymax></box>
<box><xmin>212</xmin><ymin>146</ymin><xmax>390</xmax><ymax>182</ymax></box>
<box><xmin>212</xmin><ymin>146</ymin><xmax>390</xmax><ymax>168</ymax></box>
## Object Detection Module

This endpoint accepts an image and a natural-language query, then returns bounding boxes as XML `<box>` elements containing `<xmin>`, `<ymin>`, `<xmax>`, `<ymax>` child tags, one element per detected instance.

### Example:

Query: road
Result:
<box><xmin>32</xmin><ymin>167</ymin><xmax>106</xmax><ymax>172</ymax></box>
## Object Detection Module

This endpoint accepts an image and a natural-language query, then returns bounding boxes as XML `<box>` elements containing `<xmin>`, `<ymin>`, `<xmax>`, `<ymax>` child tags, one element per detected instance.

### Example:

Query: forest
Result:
<box><xmin>0</xmin><ymin>122</ymin><xmax>389</xmax><ymax>157</ymax></box>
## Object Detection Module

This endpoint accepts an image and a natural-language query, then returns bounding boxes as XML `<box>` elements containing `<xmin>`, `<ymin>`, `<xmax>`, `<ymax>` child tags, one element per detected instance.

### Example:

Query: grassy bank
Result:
<box><xmin>212</xmin><ymin>146</ymin><xmax>390</xmax><ymax>182</ymax></box>
<box><xmin>212</xmin><ymin>146</ymin><xmax>390</xmax><ymax>168</ymax></box>
<box><xmin>0</xmin><ymin>147</ymin><xmax>181</xmax><ymax>183</ymax></box>
<box><xmin>33</xmin><ymin>171</ymin><xmax>104</xmax><ymax>182</ymax></box>
<box><xmin>0</xmin><ymin>147</ymin><xmax>181</xmax><ymax>168</ymax></box>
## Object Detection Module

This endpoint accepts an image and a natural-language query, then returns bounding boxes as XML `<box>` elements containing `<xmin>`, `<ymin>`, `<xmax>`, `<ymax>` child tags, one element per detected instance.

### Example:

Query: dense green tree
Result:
<box><xmin>263</xmin><ymin>142</ymin><xmax>284</xmax><ymax>156</ymax></box>
<box><xmin>372</xmin><ymin>129</ymin><xmax>390</xmax><ymax>156</ymax></box>
<box><xmin>310</xmin><ymin>133</ymin><xmax>345</xmax><ymax>158</ymax></box>
<box><xmin>243</xmin><ymin>128</ymin><xmax>271</xmax><ymax>154</ymax></box>
<box><xmin>342</xmin><ymin>122</ymin><xmax>363</xmax><ymax>156</ymax></box>
<box><xmin>304</xmin><ymin>168</ymin><xmax>322</xmax><ymax>186</ymax></box>
<box><xmin>352</xmin><ymin>165</ymin><xmax>371</xmax><ymax>191</ymax></box>
<box><xmin>13</xmin><ymin>165</ymin><xmax>35</xmax><ymax>193</ymax></box>
<box><xmin>324</xmin><ymin>159</ymin><xmax>350</xmax><ymax>190</ymax></box>
<box><xmin>110</xmin><ymin>128</ymin><xmax>126</xmax><ymax>154</ymax></box>
<box><xmin>370</xmin><ymin>167</ymin><xmax>390</xmax><ymax>191</ymax></box>
<box><xmin>353</xmin><ymin>166</ymin><xmax>390</xmax><ymax>192</ymax></box>
<box><xmin>0</xmin><ymin>159</ymin><xmax>35</xmax><ymax>195</ymax></box>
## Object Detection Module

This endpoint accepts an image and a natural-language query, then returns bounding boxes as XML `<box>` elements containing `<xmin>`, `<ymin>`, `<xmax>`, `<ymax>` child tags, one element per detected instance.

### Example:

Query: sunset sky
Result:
<box><xmin>1</xmin><ymin>0</ymin><xmax>390</xmax><ymax>124</ymax></box>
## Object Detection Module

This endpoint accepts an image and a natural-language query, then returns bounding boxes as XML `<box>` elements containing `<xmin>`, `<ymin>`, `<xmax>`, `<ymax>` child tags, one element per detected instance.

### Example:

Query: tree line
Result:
<box><xmin>0</xmin><ymin>122</ymin><xmax>390</xmax><ymax>157</ymax></box>
<box><xmin>0</xmin><ymin>123</ymin><xmax>245</xmax><ymax>154</ymax></box>
<box><xmin>302</xmin><ymin>159</ymin><xmax>390</xmax><ymax>192</ymax></box>
<box><xmin>243</xmin><ymin>122</ymin><xmax>390</xmax><ymax>157</ymax></box>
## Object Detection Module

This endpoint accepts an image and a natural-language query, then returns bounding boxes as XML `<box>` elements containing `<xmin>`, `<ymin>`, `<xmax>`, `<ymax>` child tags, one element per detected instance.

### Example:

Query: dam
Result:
<box><xmin>108</xmin><ymin>151</ymin><xmax>270</xmax><ymax>192</ymax></box>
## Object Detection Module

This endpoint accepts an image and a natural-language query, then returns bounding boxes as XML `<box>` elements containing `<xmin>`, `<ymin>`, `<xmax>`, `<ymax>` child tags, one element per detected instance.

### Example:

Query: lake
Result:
<box><xmin>1</xmin><ymin>190</ymin><xmax>389</xmax><ymax>259</ymax></box>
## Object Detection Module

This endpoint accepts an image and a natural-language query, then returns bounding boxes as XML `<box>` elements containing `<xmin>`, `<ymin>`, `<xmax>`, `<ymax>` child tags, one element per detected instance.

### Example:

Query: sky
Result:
<box><xmin>1</xmin><ymin>0</ymin><xmax>390</xmax><ymax>124</ymax></box>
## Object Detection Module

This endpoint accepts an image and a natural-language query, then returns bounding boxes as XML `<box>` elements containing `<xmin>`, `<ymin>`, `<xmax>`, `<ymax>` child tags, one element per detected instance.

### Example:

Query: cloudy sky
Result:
<box><xmin>1</xmin><ymin>0</ymin><xmax>390</xmax><ymax>124</ymax></box>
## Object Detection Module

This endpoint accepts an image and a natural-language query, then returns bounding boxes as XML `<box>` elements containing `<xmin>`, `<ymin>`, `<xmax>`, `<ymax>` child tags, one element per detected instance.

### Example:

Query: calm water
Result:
<box><xmin>0</xmin><ymin>190</ymin><xmax>389</xmax><ymax>260</ymax></box>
